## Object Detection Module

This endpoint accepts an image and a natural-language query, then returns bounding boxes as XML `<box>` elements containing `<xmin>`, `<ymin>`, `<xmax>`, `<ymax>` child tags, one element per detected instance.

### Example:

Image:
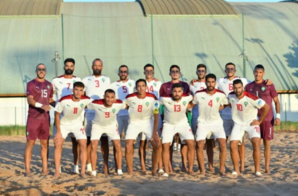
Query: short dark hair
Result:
<box><xmin>254</xmin><ymin>64</ymin><xmax>265</xmax><ymax>71</ymax></box>
<box><xmin>233</xmin><ymin>79</ymin><xmax>243</xmax><ymax>86</ymax></box>
<box><xmin>206</xmin><ymin>73</ymin><xmax>216</xmax><ymax>81</ymax></box>
<box><xmin>92</xmin><ymin>58</ymin><xmax>103</xmax><ymax>66</ymax></box>
<box><xmin>170</xmin><ymin>65</ymin><xmax>180</xmax><ymax>72</ymax></box>
<box><xmin>136</xmin><ymin>79</ymin><xmax>147</xmax><ymax>87</ymax></box>
<box><xmin>172</xmin><ymin>83</ymin><xmax>183</xmax><ymax>90</ymax></box>
<box><xmin>144</xmin><ymin>64</ymin><xmax>154</xmax><ymax>70</ymax></box>
<box><xmin>225</xmin><ymin>62</ymin><xmax>236</xmax><ymax>69</ymax></box>
<box><xmin>64</xmin><ymin>58</ymin><xmax>75</xmax><ymax>66</ymax></box>
<box><xmin>105</xmin><ymin>89</ymin><xmax>115</xmax><ymax>95</ymax></box>
<box><xmin>73</xmin><ymin>81</ymin><xmax>84</xmax><ymax>88</ymax></box>
<box><xmin>119</xmin><ymin>65</ymin><xmax>129</xmax><ymax>72</ymax></box>
<box><xmin>196</xmin><ymin>64</ymin><xmax>207</xmax><ymax>71</ymax></box>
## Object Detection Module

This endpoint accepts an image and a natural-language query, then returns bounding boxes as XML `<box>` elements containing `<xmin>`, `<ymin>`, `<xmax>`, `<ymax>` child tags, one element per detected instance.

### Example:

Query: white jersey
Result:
<box><xmin>82</xmin><ymin>75</ymin><xmax>111</xmax><ymax>120</ymax></box>
<box><xmin>228</xmin><ymin>91</ymin><xmax>265</xmax><ymax>126</ymax></box>
<box><xmin>190</xmin><ymin>81</ymin><xmax>206</xmax><ymax>117</ymax></box>
<box><xmin>111</xmin><ymin>79</ymin><xmax>135</xmax><ymax>116</ymax></box>
<box><xmin>160</xmin><ymin>94</ymin><xmax>193</xmax><ymax>125</ymax></box>
<box><xmin>51</xmin><ymin>75</ymin><xmax>81</xmax><ymax>101</ymax></box>
<box><xmin>87</xmin><ymin>99</ymin><xmax>126</xmax><ymax>127</ymax></box>
<box><xmin>55</xmin><ymin>95</ymin><xmax>91</xmax><ymax>126</ymax></box>
<box><xmin>217</xmin><ymin>76</ymin><xmax>250</xmax><ymax>119</ymax></box>
<box><xmin>193</xmin><ymin>89</ymin><xmax>228</xmax><ymax>124</ymax></box>
<box><xmin>146</xmin><ymin>80</ymin><xmax>162</xmax><ymax>99</ymax></box>
<box><xmin>125</xmin><ymin>92</ymin><xmax>159</xmax><ymax>122</ymax></box>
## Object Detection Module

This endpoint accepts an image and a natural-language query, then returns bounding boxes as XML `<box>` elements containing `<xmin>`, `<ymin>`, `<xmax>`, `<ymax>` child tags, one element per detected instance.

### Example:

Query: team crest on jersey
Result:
<box><xmin>183</xmin><ymin>101</ymin><xmax>187</xmax><ymax>106</ymax></box>
<box><xmin>80</xmin><ymin>104</ymin><xmax>84</xmax><ymax>108</ymax></box>
<box><xmin>128</xmin><ymin>83</ymin><xmax>132</xmax><ymax>87</ymax></box>
<box><xmin>153</xmin><ymin>83</ymin><xmax>156</xmax><ymax>87</ymax></box>
<box><xmin>112</xmin><ymin>108</ymin><xmax>116</xmax><ymax>113</ymax></box>
<box><xmin>47</xmin><ymin>85</ymin><xmax>50</xmax><ymax>89</ymax></box>
<box><xmin>102</xmin><ymin>78</ymin><xmax>105</xmax><ymax>82</ymax></box>
<box><xmin>145</xmin><ymin>102</ymin><xmax>149</xmax><ymax>107</ymax></box>
<box><xmin>261</xmin><ymin>87</ymin><xmax>266</xmax><ymax>91</ymax></box>
<box><xmin>216</xmin><ymin>97</ymin><xmax>220</xmax><ymax>102</ymax></box>
<box><xmin>244</xmin><ymin>101</ymin><xmax>248</xmax><ymax>106</ymax></box>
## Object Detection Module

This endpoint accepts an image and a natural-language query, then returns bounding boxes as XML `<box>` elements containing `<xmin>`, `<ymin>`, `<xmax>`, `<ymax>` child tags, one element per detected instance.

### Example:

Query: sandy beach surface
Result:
<box><xmin>0</xmin><ymin>132</ymin><xmax>297</xmax><ymax>196</ymax></box>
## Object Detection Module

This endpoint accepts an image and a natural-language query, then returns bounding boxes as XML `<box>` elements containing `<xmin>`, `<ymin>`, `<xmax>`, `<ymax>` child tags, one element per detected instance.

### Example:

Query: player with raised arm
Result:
<box><xmin>54</xmin><ymin>82</ymin><xmax>91</xmax><ymax>178</ymax></box>
<box><xmin>125</xmin><ymin>79</ymin><xmax>161</xmax><ymax>176</ymax></box>
<box><xmin>159</xmin><ymin>65</ymin><xmax>190</xmax><ymax>172</ymax></box>
<box><xmin>82</xmin><ymin>58</ymin><xmax>111</xmax><ymax>174</ymax></box>
<box><xmin>111</xmin><ymin>65</ymin><xmax>135</xmax><ymax>139</ymax></box>
<box><xmin>228</xmin><ymin>79</ymin><xmax>269</xmax><ymax>176</ymax></box>
<box><xmin>25</xmin><ymin>63</ymin><xmax>54</xmax><ymax>176</ymax></box>
<box><xmin>88</xmin><ymin>89</ymin><xmax>125</xmax><ymax>176</ymax></box>
<box><xmin>193</xmin><ymin>74</ymin><xmax>227</xmax><ymax>175</ymax></box>
<box><xmin>160</xmin><ymin>83</ymin><xmax>195</xmax><ymax>177</ymax></box>
<box><xmin>245</xmin><ymin>64</ymin><xmax>280</xmax><ymax>174</ymax></box>
<box><xmin>51</xmin><ymin>58</ymin><xmax>82</xmax><ymax>174</ymax></box>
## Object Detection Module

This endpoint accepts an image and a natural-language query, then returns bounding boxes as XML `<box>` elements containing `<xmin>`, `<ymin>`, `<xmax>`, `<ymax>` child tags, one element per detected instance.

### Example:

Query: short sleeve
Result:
<box><xmin>220</xmin><ymin>95</ymin><xmax>228</xmax><ymax>105</ymax></box>
<box><xmin>269</xmin><ymin>84</ymin><xmax>278</xmax><ymax>98</ymax></box>
<box><xmin>87</xmin><ymin>103</ymin><xmax>94</xmax><ymax>110</ymax></box>
<box><xmin>250</xmin><ymin>98</ymin><xmax>265</xmax><ymax>109</ymax></box>
<box><xmin>192</xmin><ymin>94</ymin><xmax>199</xmax><ymax>104</ymax></box>
<box><xmin>26</xmin><ymin>82</ymin><xmax>34</xmax><ymax>96</ymax></box>
<box><xmin>49</xmin><ymin>84</ymin><xmax>54</xmax><ymax>99</ymax></box>
<box><xmin>55</xmin><ymin>101</ymin><xmax>64</xmax><ymax>113</ymax></box>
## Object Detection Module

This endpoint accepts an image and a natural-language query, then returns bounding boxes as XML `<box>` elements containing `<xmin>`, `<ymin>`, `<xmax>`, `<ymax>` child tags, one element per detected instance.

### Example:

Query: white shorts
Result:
<box><xmin>60</xmin><ymin>124</ymin><xmax>87</xmax><ymax>140</ymax></box>
<box><xmin>196</xmin><ymin>122</ymin><xmax>226</xmax><ymax>141</ymax></box>
<box><xmin>126</xmin><ymin>120</ymin><xmax>153</xmax><ymax>141</ymax></box>
<box><xmin>91</xmin><ymin>124</ymin><xmax>120</xmax><ymax>141</ymax></box>
<box><xmin>230</xmin><ymin>124</ymin><xmax>261</xmax><ymax>142</ymax></box>
<box><xmin>140</xmin><ymin>115</ymin><xmax>162</xmax><ymax>141</ymax></box>
<box><xmin>161</xmin><ymin>123</ymin><xmax>194</xmax><ymax>144</ymax></box>
<box><xmin>117</xmin><ymin>115</ymin><xmax>129</xmax><ymax>135</ymax></box>
<box><xmin>223</xmin><ymin>119</ymin><xmax>234</xmax><ymax>136</ymax></box>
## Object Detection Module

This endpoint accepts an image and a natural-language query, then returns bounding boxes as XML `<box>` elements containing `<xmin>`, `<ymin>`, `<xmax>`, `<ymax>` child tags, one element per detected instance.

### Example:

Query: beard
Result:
<box><xmin>207</xmin><ymin>86</ymin><xmax>215</xmax><ymax>91</ymax></box>
<box><xmin>120</xmin><ymin>75</ymin><xmax>127</xmax><ymax>80</ymax></box>
<box><xmin>65</xmin><ymin>69</ymin><xmax>73</xmax><ymax>75</ymax></box>
<box><xmin>93</xmin><ymin>69</ymin><xmax>101</xmax><ymax>76</ymax></box>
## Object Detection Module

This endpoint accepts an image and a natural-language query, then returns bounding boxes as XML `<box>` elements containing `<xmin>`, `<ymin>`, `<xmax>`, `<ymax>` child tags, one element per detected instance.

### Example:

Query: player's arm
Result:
<box><xmin>251</xmin><ymin>103</ymin><xmax>270</xmax><ymax>126</ymax></box>
<box><xmin>187</xmin><ymin>101</ymin><xmax>196</xmax><ymax>110</ymax></box>
<box><xmin>27</xmin><ymin>95</ymin><xmax>51</xmax><ymax>111</ymax></box>
<box><xmin>273</xmin><ymin>96</ymin><xmax>281</xmax><ymax>126</ymax></box>
<box><xmin>151</xmin><ymin>112</ymin><xmax>160</xmax><ymax>147</ymax></box>
<box><xmin>219</xmin><ymin>104</ymin><xmax>230</xmax><ymax>111</ymax></box>
<box><xmin>49</xmin><ymin>98</ymin><xmax>56</xmax><ymax>107</ymax></box>
<box><xmin>54</xmin><ymin>111</ymin><xmax>63</xmax><ymax>144</ymax></box>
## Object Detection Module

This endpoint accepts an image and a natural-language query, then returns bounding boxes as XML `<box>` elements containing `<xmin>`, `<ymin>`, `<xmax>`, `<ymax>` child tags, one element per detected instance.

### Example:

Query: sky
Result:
<box><xmin>64</xmin><ymin>0</ymin><xmax>282</xmax><ymax>2</ymax></box>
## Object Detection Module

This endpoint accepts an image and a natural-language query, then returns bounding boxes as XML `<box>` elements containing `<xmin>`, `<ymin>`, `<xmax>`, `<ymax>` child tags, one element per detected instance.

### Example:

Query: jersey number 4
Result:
<box><xmin>174</xmin><ymin>105</ymin><xmax>181</xmax><ymax>112</ymax></box>
<box><xmin>147</xmin><ymin>86</ymin><xmax>154</xmax><ymax>93</ymax></box>
<box><xmin>208</xmin><ymin>100</ymin><xmax>213</xmax><ymax>107</ymax></box>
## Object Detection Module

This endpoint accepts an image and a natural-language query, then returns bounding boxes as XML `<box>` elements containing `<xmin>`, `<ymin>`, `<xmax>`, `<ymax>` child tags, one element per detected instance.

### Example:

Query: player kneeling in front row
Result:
<box><xmin>228</xmin><ymin>79</ymin><xmax>269</xmax><ymax>176</ymax></box>
<box><xmin>160</xmin><ymin>83</ymin><xmax>195</xmax><ymax>177</ymax></box>
<box><xmin>193</xmin><ymin>74</ymin><xmax>227</xmax><ymax>175</ymax></box>
<box><xmin>125</xmin><ymin>79</ymin><xmax>161</xmax><ymax>176</ymax></box>
<box><xmin>88</xmin><ymin>89</ymin><xmax>125</xmax><ymax>176</ymax></box>
<box><xmin>54</xmin><ymin>82</ymin><xmax>91</xmax><ymax>178</ymax></box>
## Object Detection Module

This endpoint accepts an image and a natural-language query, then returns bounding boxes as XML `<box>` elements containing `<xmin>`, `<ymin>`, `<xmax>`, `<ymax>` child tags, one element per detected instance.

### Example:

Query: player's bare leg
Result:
<box><xmin>169</xmin><ymin>144</ymin><xmax>174</xmax><ymax>173</ymax></box>
<box><xmin>230</xmin><ymin>140</ymin><xmax>240</xmax><ymax>175</ymax></box>
<box><xmin>263</xmin><ymin>139</ymin><xmax>271</xmax><ymax>173</ymax></box>
<box><xmin>206</xmin><ymin>139</ymin><xmax>214</xmax><ymax>172</ymax></box>
<box><xmin>91</xmin><ymin>140</ymin><xmax>99</xmax><ymax>176</ymax></box>
<box><xmin>86</xmin><ymin>137</ymin><xmax>92</xmax><ymax>174</ymax></box>
<box><xmin>196</xmin><ymin>140</ymin><xmax>205</xmax><ymax>175</ymax></box>
<box><xmin>139</xmin><ymin>139</ymin><xmax>147</xmax><ymax>173</ymax></box>
<box><xmin>151</xmin><ymin>140</ymin><xmax>162</xmax><ymax>176</ymax></box>
<box><xmin>185</xmin><ymin>140</ymin><xmax>195</xmax><ymax>175</ymax></box>
<box><xmin>100</xmin><ymin>137</ymin><xmax>109</xmax><ymax>175</ymax></box>
<box><xmin>24</xmin><ymin>140</ymin><xmax>36</xmax><ymax>176</ymax></box>
<box><xmin>113</xmin><ymin>145</ymin><xmax>118</xmax><ymax>173</ymax></box>
<box><xmin>40</xmin><ymin>139</ymin><xmax>49</xmax><ymax>175</ymax></box>
<box><xmin>239</xmin><ymin>138</ymin><xmax>245</xmax><ymax>172</ymax></box>
<box><xmin>156</xmin><ymin>139</ymin><xmax>163</xmax><ymax>173</ymax></box>
<box><xmin>54</xmin><ymin>139</ymin><xmax>65</xmax><ymax>177</ymax></box>
<box><xmin>162</xmin><ymin>143</ymin><xmax>171</xmax><ymax>176</ymax></box>
<box><xmin>113</xmin><ymin>140</ymin><xmax>123</xmax><ymax>175</ymax></box>
<box><xmin>71</xmin><ymin>137</ymin><xmax>79</xmax><ymax>174</ymax></box>
<box><xmin>77</xmin><ymin>139</ymin><xmax>87</xmax><ymax>178</ymax></box>
<box><xmin>251</xmin><ymin>137</ymin><xmax>261</xmax><ymax>174</ymax></box>
<box><xmin>125</xmin><ymin>139</ymin><xmax>135</xmax><ymax>175</ymax></box>
<box><xmin>180</xmin><ymin>143</ymin><xmax>188</xmax><ymax>172</ymax></box>
<box><xmin>217</xmin><ymin>138</ymin><xmax>227</xmax><ymax>175</ymax></box>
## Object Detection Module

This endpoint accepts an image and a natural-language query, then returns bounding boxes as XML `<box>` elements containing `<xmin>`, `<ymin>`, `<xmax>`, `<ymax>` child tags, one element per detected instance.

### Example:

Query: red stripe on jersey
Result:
<box><xmin>126</xmin><ymin>92</ymin><xmax>157</xmax><ymax>100</ymax></box>
<box><xmin>59</xmin><ymin>95</ymin><xmax>73</xmax><ymax>102</ymax></box>
<box><xmin>58</xmin><ymin>75</ymin><xmax>77</xmax><ymax>78</ymax></box>
<box><xmin>228</xmin><ymin>92</ymin><xmax>236</xmax><ymax>96</ymax></box>
<box><xmin>195</xmin><ymin>89</ymin><xmax>207</xmax><ymax>94</ymax></box>
<box><xmin>115</xmin><ymin>99</ymin><xmax>123</xmax><ymax>104</ymax></box>
<box><xmin>182</xmin><ymin>93</ymin><xmax>191</xmax><ymax>97</ymax></box>
<box><xmin>244</xmin><ymin>91</ymin><xmax>259</xmax><ymax>100</ymax></box>
<box><xmin>80</xmin><ymin>95</ymin><xmax>90</xmax><ymax>100</ymax></box>
<box><xmin>161</xmin><ymin>95</ymin><xmax>172</xmax><ymax>98</ymax></box>
<box><xmin>125</xmin><ymin>92</ymin><xmax>138</xmax><ymax>99</ymax></box>
<box><xmin>145</xmin><ymin>92</ymin><xmax>158</xmax><ymax>100</ymax></box>
<box><xmin>214</xmin><ymin>89</ymin><xmax>226</xmax><ymax>95</ymax></box>
<box><xmin>92</xmin><ymin>99</ymin><xmax>105</xmax><ymax>105</ymax></box>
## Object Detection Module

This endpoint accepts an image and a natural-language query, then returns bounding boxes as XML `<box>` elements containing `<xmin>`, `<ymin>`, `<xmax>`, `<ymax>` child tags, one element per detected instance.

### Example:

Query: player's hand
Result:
<box><xmin>54</xmin><ymin>132</ymin><xmax>63</xmax><ymax>145</ymax></box>
<box><xmin>250</xmin><ymin>119</ymin><xmax>260</xmax><ymax>126</ymax></box>
<box><xmin>265</xmin><ymin>79</ymin><xmax>272</xmax><ymax>85</ymax></box>
<box><xmin>190</xmin><ymin>79</ymin><xmax>197</xmax><ymax>85</ymax></box>
<box><xmin>274</xmin><ymin>118</ymin><xmax>280</xmax><ymax>126</ymax></box>
<box><xmin>219</xmin><ymin>105</ymin><xmax>224</xmax><ymax>111</ymax></box>
<box><xmin>150</xmin><ymin>132</ymin><xmax>160</xmax><ymax>148</ymax></box>
<box><xmin>41</xmin><ymin>104</ymin><xmax>51</xmax><ymax>112</ymax></box>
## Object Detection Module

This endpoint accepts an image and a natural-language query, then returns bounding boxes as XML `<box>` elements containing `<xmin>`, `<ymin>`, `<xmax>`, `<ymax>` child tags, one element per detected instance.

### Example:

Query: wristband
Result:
<box><xmin>35</xmin><ymin>102</ymin><xmax>43</xmax><ymax>108</ymax></box>
<box><xmin>276</xmin><ymin>113</ymin><xmax>280</xmax><ymax>119</ymax></box>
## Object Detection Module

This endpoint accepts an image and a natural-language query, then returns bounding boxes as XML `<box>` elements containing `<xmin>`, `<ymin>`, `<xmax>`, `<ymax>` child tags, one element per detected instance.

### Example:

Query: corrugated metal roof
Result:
<box><xmin>139</xmin><ymin>0</ymin><xmax>238</xmax><ymax>15</ymax></box>
<box><xmin>0</xmin><ymin>0</ymin><xmax>62</xmax><ymax>15</ymax></box>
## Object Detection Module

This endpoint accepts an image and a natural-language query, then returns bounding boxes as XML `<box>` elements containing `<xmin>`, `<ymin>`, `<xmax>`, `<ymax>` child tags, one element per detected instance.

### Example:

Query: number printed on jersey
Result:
<box><xmin>236</xmin><ymin>104</ymin><xmax>243</xmax><ymax>111</ymax></box>
<box><xmin>208</xmin><ymin>100</ymin><xmax>213</xmax><ymax>107</ymax></box>
<box><xmin>137</xmin><ymin>105</ymin><xmax>143</xmax><ymax>112</ymax></box>
<box><xmin>122</xmin><ymin>86</ymin><xmax>127</xmax><ymax>93</ymax></box>
<box><xmin>174</xmin><ymin>105</ymin><xmax>181</xmax><ymax>112</ymax></box>
<box><xmin>105</xmin><ymin>112</ymin><xmax>110</xmax><ymax>118</ymax></box>
<box><xmin>95</xmin><ymin>80</ymin><xmax>100</xmax><ymax>87</ymax></box>
<box><xmin>41</xmin><ymin>89</ymin><xmax>48</xmax><ymax>98</ymax></box>
<box><xmin>229</xmin><ymin>83</ymin><xmax>233</xmax><ymax>91</ymax></box>
<box><xmin>147</xmin><ymin>86</ymin><xmax>154</xmax><ymax>93</ymax></box>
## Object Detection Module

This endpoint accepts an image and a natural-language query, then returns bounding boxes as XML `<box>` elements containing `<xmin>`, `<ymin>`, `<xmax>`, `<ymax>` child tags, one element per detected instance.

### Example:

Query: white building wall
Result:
<box><xmin>0</xmin><ymin>94</ymin><xmax>297</xmax><ymax>126</ymax></box>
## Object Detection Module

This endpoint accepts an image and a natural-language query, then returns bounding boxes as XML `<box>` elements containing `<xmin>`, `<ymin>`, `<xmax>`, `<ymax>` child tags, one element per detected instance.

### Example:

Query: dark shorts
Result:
<box><xmin>260</xmin><ymin>120</ymin><xmax>274</xmax><ymax>140</ymax></box>
<box><xmin>26</xmin><ymin>117</ymin><xmax>50</xmax><ymax>140</ymax></box>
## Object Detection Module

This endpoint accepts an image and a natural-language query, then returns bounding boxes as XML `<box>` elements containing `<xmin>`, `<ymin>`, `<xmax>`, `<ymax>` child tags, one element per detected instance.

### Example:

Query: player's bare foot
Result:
<box><xmin>199</xmin><ymin>170</ymin><xmax>206</xmax><ymax>176</ymax></box>
<box><xmin>152</xmin><ymin>172</ymin><xmax>158</xmax><ymax>176</ymax></box>
<box><xmin>80</xmin><ymin>173</ymin><xmax>86</xmax><ymax>178</ymax></box>
<box><xmin>265</xmin><ymin>168</ymin><xmax>270</xmax><ymax>174</ymax></box>
<box><xmin>141</xmin><ymin>171</ymin><xmax>147</xmax><ymax>175</ymax></box>
<box><xmin>181</xmin><ymin>167</ymin><xmax>187</xmax><ymax>173</ymax></box>
<box><xmin>54</xmin><ymin>173</ymin><xmax>61</xmax><ymax>178</ymax></box>
<box><xmin>240</xmin><ymin>165</ymin><xmax>245</xmax><ymax>173</ymax></box>
<box><xmin>25</xmin><ymin>171</ymin><xmax>32</xmax><ymax>177</ymax></box>
<box><xmin>188</xmin><ymin>170</ymin><xmax>195</xmax><ymax>175</ymax></box>
<box><xmin>209</xmin><ymin>167</ymin><xmax>215</xmax><ymax>173</ymax></box>
<box><xmin>42</xmin><ymin>171</ymin><xmax>49</xmax><ymax>176</ymax></box>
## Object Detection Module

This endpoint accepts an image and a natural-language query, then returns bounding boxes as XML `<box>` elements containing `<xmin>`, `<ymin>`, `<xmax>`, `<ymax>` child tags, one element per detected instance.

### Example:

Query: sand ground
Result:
<box><xmin>0</xmin><ymin>132</ymin><xmax>297</xmax><ymax>196</ymax></box>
